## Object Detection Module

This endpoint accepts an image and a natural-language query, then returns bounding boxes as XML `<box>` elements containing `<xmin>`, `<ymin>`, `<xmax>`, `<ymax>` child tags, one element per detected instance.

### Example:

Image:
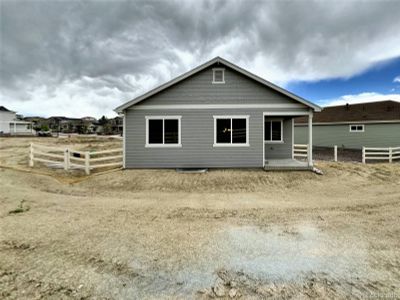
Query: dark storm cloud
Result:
<box><xmin>1</xmin><ymin>0</ymin><xmax>400</xmax><ymax>117</ymax></box>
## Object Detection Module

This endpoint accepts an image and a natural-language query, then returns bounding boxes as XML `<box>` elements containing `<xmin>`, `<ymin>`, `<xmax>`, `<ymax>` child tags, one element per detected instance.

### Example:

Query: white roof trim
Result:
<box><xmin>130</xmin><ymin>103</ymin><xmax>305</xmax><ymax>110</ymax></box>
<box><xmin>115</xmin><ymin>56</ymin><xmax>322</xmax><ymax>113</ymax></box>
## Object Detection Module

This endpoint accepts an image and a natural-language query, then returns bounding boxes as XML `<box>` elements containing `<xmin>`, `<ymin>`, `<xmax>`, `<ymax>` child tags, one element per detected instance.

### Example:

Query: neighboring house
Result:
<box><xmin>0</xmin><ymin>106</ymin><xmax>33</xmax><ymax>135</ymax></box>
<box><xmin>115</xmin><ymin>57</ymin><xmax>321</xmax><ymax>170</ymax></box>
<box><xmin>294</xmin><ymin>100</ymin><xmax>400</xmax><ymax>149</ymax></box>
<box><xmin>95</xmin><ymin>116</ymin><xmax>123</xmax><ymax>135</ymax></box>
<box><xmin>81</xmin><ymin>117</ymin><xmax>98</xmax><ymax>134</ymax></box>
<box><xmin>109</xmin><ymin>116</ymin><xmax>123</xmax><ymax>135</ymax></box>
<box><xmin>23</xmin><ymin>116</ymin><xmax>46</xmax><ymax>129</ymax></box>
<box><xmin>24</xmin><ymin>115</ymin><xmax>119</xmax><ymax>135</ymax></box>
<box><xmin>44</xmin><ymin>116</ymin><xmax>90</xmax><ymax>134</ymax></box>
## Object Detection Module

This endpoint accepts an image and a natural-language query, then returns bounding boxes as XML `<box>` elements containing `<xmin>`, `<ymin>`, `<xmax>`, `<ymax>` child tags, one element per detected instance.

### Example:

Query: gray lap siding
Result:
<box><xmin>294</xmin><ymin>123</ymin><xmax>400</xmax><ymax>149</ymax></box>
<box><xmin>125</xmin><ymin>108</ymin><xmax>264</xmax><ymax>168</ymax></box>
<box><xmin>264</xmin><ymin>118</ymin><xmax>293</xmax><ymax>159</ymax></box>
<box><xmin>125</xmin><ymin>109</ymin><xmax>300</xmax><ymax>168</ymax></box>
<box><xmin>134</xmin><ymin>64</ymin><xmax>300</xmax><ymax>106</ymax></box>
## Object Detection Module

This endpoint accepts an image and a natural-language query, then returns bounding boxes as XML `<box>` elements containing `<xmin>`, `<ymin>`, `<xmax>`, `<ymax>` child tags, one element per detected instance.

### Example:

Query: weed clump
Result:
<box><xmin>9</xmin><ymin>200</ymin><xmax>30</xmax><ymax>214</ymax></box>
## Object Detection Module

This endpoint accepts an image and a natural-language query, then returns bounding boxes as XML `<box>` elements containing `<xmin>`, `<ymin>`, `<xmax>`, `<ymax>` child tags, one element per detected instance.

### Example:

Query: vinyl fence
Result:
<box><xmin>362</xmin><ymin>146</ymin><xmax>400</xmax><ymax>164</ymax></box>
<box><xmin>29</xmin><ymin>143</ymin><xmax>123</xmax><ymax>174</ymax></box>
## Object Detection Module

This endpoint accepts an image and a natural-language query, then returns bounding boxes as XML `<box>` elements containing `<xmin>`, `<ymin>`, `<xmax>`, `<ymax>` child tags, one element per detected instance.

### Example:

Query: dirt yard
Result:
<box><xmin>0</xmin><ymin>137</ymin><xmax>399</xmax><ymax>299</ymax></box>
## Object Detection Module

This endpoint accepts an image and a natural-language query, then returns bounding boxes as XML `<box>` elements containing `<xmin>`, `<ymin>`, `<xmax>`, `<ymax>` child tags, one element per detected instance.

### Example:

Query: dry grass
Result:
<box><xmin>0</xmin><ymin>137</ymin><xmax>399</xmax><ymax>299</ymax></box>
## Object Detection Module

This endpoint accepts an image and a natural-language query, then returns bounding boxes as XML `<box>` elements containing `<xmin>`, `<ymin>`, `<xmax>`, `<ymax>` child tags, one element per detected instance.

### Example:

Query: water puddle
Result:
<box><xmin>218</xmin><ymin>224</ymin><xmax>367</xmax><ymax>281</ymax></box>
<box><xmin>123</xmin><ymin>223</ymin><xmax>369</xmax><ymax>297</ymax></box>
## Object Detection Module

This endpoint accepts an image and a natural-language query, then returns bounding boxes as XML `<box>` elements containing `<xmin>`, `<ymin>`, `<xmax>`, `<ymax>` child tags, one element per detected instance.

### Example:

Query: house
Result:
<box><xmin>294</xmin><ymin>100</ymin><xmax>400</xmax><ymax>149</ymax></box>
<box><xmin>26</xmin><ymin>116</ymin><xmax>100</xmax><ymax>134</ymax></box>
<box><xmin>115</xmin><ymin>57</ymin><xmax>321</xmax><ymax>170</ymax></box>
<box><xmin>95</xmin><ymin>116</ymin><xmax>123</xmax><ymax>135</ymax></box>
<box><xmin>109</xmin><ymin>116</ymin><xmax>123</xmax><ymax>135</ymax></box>
<box><xmin>0</xmin><ymin>106</ymin><xmax>33</xmax><ymax>135</ymax></box>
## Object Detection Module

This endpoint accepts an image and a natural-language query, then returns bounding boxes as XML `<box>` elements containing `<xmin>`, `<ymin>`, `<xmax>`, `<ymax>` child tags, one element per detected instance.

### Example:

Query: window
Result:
<box><xmin>264</xmin><ymin>119</ymin><xmax>283</xmax><ymax>142</ymax></box>
<box><xmin>146</xmin><ymin>116</ymin><xmax>181</xmax><ymax>147</ymax></box>
<box><xmin>212</xmin><ymin>68</ymin><xmax>225</xmax><ymax>84</ymax></box>
<box><xmin>213</xmin><ymin>116</ymin><xmax>249</xmax><ymax>146</ymax></box>
<box><xmin>349</xmin><ymin>124</ymin><xmax>364</xmax><ymax>132</ymax></box>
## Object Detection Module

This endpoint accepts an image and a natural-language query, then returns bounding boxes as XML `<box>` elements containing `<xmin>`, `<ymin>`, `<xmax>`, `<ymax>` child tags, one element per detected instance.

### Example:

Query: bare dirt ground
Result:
<box><xmin>0</xmin><ymin>137</ymin><xmax>400</xmax><ymax>299</ymax></box>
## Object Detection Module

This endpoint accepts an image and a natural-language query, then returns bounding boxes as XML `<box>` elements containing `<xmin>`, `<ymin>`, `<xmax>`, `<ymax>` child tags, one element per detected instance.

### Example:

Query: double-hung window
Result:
<box><xmin>146</xmin><ymin>116</ymin><xmax>181</xmax><ymax>147</ymax></box>
<box><xmin>265</xmin><ymin>119</ymin><xmax>283</xmax><ymax>143</ymax></box>
<box><xmin>213</xmin><ymin>116</ymin><xmax>249</xmax><ymax>147</ymax></box>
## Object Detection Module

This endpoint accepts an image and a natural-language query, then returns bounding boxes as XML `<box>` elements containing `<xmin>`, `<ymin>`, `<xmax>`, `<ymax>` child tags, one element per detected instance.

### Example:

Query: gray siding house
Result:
<box><xmin>295</xmin><ymin>101</ymin><xmax>400</xmax><ymax>149</ymax></box>
<box><xmin>115</xmin><ymin>57</ymin><xmax>321</xmax><ymax>169</ymax></box>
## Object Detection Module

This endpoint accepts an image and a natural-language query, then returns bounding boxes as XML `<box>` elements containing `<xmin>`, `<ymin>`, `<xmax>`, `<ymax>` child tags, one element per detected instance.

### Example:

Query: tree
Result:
<box><xmin>98</xmin><ymin>116</ymin><xmax>108</xmax><ymax>126</ymax></box>
<box><xmin>41</xmin><ymin>124</ymin><xmax>49</xmax><ymax>131</ymax></box>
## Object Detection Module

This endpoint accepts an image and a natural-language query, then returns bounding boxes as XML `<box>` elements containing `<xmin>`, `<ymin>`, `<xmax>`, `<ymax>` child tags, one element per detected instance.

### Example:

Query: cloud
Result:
<box><xmin>394</xmin><ymin>76</ymin><xmax>400</xmax><ymax>83</ymax></box>
<box><xmin>1</xmin><ymin>0</ymin><xmax>400</xmax><ymax>117</ymax></box>
<box><xmin>323</xmin><ymin>92</ymin><xmax>400</xmax><ymax>107</ymax></box>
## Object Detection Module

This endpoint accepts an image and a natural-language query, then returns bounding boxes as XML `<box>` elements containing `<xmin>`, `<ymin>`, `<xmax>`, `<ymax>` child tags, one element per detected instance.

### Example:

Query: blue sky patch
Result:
<box><xmin>287</xmin><ymin>56</ymin><xmax>400</xmax><ymax>106</ymax></box>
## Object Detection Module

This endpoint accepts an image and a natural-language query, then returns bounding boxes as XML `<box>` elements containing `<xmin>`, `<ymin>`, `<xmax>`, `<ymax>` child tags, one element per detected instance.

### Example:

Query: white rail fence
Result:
<box><xmin>293</xmin><ymin>144</ymin><xmax>309</xmax><ymax>159</ymax></box>
<box><xmin>362</xmin><ymin>146</ymin><xmax>400</xmax><ymax>164</ymax></box>
<box><xmin>29</xmin><ymin>143</ymin><xmax>122</xmax><ymax>174</ymax></box>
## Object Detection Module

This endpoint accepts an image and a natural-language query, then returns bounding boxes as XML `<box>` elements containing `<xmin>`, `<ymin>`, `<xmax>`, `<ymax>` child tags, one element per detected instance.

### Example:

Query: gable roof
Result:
<box><xmin>295</xmin><ymin>100</ymin><xmax>400</xmax><ymax>124</ymax></box>
<box><xmin>0</xmin><ymin>106</ymin><xmax>15</xmax><ymax>113</ymax></box>
<box><xmin>115</xmin><ymin>56</ymin><xmax>321</xmax><ymax>113</ymax></box>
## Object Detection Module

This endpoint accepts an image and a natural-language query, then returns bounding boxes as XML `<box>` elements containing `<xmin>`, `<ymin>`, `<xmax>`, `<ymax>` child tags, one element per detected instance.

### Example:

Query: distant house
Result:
<box><xmin>95</xmin><ymin>116</ymin><xmax>123</xmax><ymax>135</ymax></box>
<box><xmin>294</xmin><ymin>100</ymin><xmax>400</xmax><ymax>149</ymax></box>
<box><xmin>0</xmin><ymin>106</ymin><xmax>33</xmax><ymax>135</ymax></box>
<box><xmin>38</xmin><ymin>116</ymin><xmax>97</xmax><ymax>134</ymax></box>
<box><xmin>109</xmin><ymin>116</ymin><xmax>123</xmax><ymax>135</ymax></box>
<box><xmin>115</xmin><ymin>57</ymin><xmax>321</xmax><ymax>170</ymax></box>
<box><xmin>81</xmin><ymin>116</ymin><xmax>98</xmax><ymax>133</ymax></box>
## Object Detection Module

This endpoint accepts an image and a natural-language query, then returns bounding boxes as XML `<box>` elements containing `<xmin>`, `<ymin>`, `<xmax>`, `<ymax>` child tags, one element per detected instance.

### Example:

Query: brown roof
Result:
<box><xmin>295</xmin><ymin>100</ymin><xmax>400</xmax><ymax>124</ymax></box>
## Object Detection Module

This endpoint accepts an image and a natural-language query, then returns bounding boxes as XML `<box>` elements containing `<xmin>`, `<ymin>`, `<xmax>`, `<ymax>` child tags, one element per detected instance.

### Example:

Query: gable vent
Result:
<box><xmin>212</xmin><ymin>68</ymin><xmax>225</xmax><ymax>84</ymax></box>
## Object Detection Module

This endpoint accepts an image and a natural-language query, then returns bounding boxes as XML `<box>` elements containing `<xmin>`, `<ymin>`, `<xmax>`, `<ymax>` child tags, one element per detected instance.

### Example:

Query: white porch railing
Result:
<box><xmin>29</xmin><ymin>143</ymin><xmax>122</xmax><ymax>174</ymax></box>
<box><xmin>362</xmin><ymin>146</ymin><xmax>400</xmax><ymax>164</ymax></box>
<box><xmin>293</xmin><ymin>144</ymin><xmax>309</xmax><ymax>158</ymax></box>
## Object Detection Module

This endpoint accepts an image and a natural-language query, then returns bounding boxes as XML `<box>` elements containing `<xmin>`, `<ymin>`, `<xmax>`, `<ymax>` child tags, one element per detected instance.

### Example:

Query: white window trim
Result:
<box><xmin>264</xmin><ymin>119</ymin><xmax>284</xmax><ymax>143</ymax></box>
<box><xmin>212</xmin><ymin>68</ymin><xmax>225</xmax><ymax>84</ymax></box>
<box><xmin>213</xmin><ymin>115</ymin><xmax>249</xmax><ymax>147</ymax></box>
<box><xmin>349</xmin><ymin>124</ymin><xmax>365</xmax><ymax>132</ymax></box>
<box><xmin>145</xmin><ymin>116</ymin><xmax>182</xmax><ymax>148</ymax></box>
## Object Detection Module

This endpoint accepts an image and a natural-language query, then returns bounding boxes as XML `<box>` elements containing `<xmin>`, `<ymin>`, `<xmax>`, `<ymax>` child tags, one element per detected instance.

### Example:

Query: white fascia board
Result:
<box><xmin>132</xmin><ymin>103</ymin><xmax>306</xmax><ymax>110</ymax></box>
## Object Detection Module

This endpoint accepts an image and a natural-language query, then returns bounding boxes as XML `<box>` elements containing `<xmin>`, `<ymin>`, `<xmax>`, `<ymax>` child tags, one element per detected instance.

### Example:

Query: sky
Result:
<box><xmin>1</xmin><ymin>0</ymin><xmax>400</xmax><ymax>118</ymax></box>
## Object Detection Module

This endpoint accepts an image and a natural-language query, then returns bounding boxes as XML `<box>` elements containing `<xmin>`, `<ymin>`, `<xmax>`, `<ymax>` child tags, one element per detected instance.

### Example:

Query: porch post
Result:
<box><xmin>308</xmin><ymin>111</ymin><xmax>313</xmax><ymax>167</ymax></box>
<box><xmin>122</xmin><ymin>112</ymin><xmax>126</xmax><ymax>169</ymax></box>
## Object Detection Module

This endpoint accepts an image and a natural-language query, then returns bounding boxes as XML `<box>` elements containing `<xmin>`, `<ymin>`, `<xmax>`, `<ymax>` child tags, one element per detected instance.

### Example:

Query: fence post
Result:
<box><xmin>64</xmin><ymin>148</ymin><xmax>70</xmax><ymax>171</ymax></box>
<box><xmin>85</xmin><ymin>152</ymin><xmax>90</xmax><ymax>175</ymax></box>
<box><xmin>362</xmin><ymin>146</ymin><xmax>366</xmax><ymax>164</ymax></box>
<box><xmin>334</xmin><ymin>145</ymin><xmax>337</xmax><ymax>162</ymax></box>
<box><xmin>389</xmin><ymin>147</ymin><xmax>392</xmax><ymax>163</ymax></box>
<box><xmin>29</xmin><ymin>143</ymin><xmax>34</xmax><ymax>167</ymax></box>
